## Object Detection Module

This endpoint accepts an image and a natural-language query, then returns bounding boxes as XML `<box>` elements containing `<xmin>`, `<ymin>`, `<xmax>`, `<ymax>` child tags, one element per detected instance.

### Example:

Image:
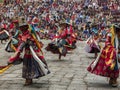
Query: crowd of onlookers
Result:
<box><xmin>0</xmin><ymin>0</ymin><xmax>120</xmax><ymax>41</ymax></box>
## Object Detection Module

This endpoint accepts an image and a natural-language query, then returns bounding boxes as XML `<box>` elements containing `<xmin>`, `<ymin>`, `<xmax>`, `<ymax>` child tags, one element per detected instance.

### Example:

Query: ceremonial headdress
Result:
<box><xmin>19</xmin><ymin>17</ymin><xmax>29</xmax><ymax>31</ymax></box>
<box><xmin>19</xmin><ymin>17</ymin><xmax>28</xmax><ymax>28</ymax></box>
<box><xmin>12</xmin><ymin>17</ymin><xmax>19</xmax><ymax>23</ymax></box>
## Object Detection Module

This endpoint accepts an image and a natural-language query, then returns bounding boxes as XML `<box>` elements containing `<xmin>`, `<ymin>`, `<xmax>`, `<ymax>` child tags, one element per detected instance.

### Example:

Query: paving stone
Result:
<box><xmin>64</xmin><ymin>73</ymin><xmax>74</xmax><ymax>78</ymax></box>
<box><xmin>67</xmin><ymin>85</ymin><xmax>87</xmax><ymax>90</ymax></box>
<box><xmin>49</xmin><ymin>78</ymin><xmax>61</xmax><ymax>82</ymax></box>
<box><xmin>49</xmin><ymin>84</ymin><xmax>67</xmax><ymax>90</ymax></box>
<box><xmin>88</xmin><ymin>87</ymin><xmax>118</xmax><ymax>90</ymax></box>
<box><xmin>0</xmin><ymin>41</ymin><xmax>120</xmax><ymax>90</ymax></box>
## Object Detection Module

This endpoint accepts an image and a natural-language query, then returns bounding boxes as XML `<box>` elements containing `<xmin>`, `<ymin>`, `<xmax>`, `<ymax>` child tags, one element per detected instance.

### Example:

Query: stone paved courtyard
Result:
<box><xmin>0</xmin><ymin>40</ymin><xmax>120</xmax><ymax>90</ymax></box>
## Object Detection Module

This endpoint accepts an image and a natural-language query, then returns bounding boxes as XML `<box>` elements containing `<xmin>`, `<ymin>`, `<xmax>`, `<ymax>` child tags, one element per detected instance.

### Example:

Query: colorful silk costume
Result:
<box><xmin>87</xmin><ymin>25</ymin><xmax>120</xmax><ymax>82</ymax></box>
<box><xmin>7</xmin><ymin>24</ymin><xmax>50</xmax><ymax>79</ymax></box>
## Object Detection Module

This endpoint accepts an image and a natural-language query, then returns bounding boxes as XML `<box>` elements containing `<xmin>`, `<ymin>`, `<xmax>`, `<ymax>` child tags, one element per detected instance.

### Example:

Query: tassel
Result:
<box><xmin>28</xmin><ymin>25</ymin><xmax>43</xmax><ymax>51</ymax></box>
<box><xmin>0</xmin><ymin>64</ymin><xmax>12</xmax><ymax>74</ymax></box>
<box><xmin>11</xmin><ymin>44</ymin><xmax>17</xmax><ymax>52</ymax></box>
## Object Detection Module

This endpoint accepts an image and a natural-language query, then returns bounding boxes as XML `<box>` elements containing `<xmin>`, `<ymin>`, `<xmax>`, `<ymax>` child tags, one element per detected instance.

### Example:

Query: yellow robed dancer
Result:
<box><xmin>87</xmin><ymin>24</ymin><xmax>120</xmax><ymax>87</ymax></box>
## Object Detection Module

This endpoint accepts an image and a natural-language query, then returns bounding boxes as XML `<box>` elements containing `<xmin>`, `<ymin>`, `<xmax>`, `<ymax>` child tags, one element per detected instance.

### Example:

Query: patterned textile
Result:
<box><xmin>22</xmin><ymin>52</ymin><xmax>50</xmax><ymax>79</ymax></box>
<box><xmin>21</xmin><ymin>42</ymin><xmax>50</xmax><ymax>79</ymax></box>
<box><xmin>87</xmin><ymin>43</ymin><xmax>119</xmax><ymax>78</ymax></box>
<box><xmin>8</xmin><ymin>33</ymin><xmax>50</xmax><ymax>79</ymax></box>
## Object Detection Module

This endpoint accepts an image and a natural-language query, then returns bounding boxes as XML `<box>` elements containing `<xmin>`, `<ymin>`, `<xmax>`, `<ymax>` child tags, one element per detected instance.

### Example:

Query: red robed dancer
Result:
<box><xmin>87</xmin><ymin>25</ymin><xmax>120</xmax><ymax>87</ymax></box>
<box><xmin>2</xmin><ymin>18</ymin><xmax>50</xmax><ymax>86</ymax></box>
